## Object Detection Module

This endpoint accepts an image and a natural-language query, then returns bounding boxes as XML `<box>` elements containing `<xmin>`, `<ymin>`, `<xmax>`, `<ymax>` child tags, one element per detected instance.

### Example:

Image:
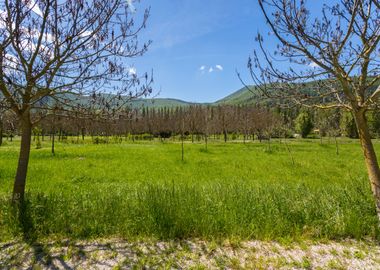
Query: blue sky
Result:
<box><xmin>131</xmin><ymin>0</ymin><xmax>326</xmax><ymax>103</ymax></box>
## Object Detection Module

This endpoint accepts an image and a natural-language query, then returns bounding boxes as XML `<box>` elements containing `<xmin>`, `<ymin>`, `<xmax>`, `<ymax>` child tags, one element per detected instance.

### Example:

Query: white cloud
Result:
<box><xmin>128</xmin><ymin>67</ymin><xmax>137</xmax><ymax>76</ymax></box>
<box><xmin>28</xmin><ymin>0</ymin><xmax>44</xmax><ymax>17</ymax></box>
<box><xmin>0</xmin><ymin>10</ymin><xmax>6</xmax><ymax>29</ymax></box>
<box><xmin>4</xmin><ymin>53</ymin><xmax>18</xmax><ymax>70</ymax></box>
<box><xmin>199</xmin><ymin>64</ymin><xmax>223</xmax><ymax>74</ymax></box>
<box><xmin>309</xmin><ymin>62</ymin><xmax>319</xmax><ymax>68</ymax></box>
<box><xmin>126</xmin><ymin>0</ymin><xmax>136</xmax><ymax>13</ymax></box>
<box><xmin>80</xmin><ymin>31</ymin><xmax>93</xmax><ymax>38</ymax></box>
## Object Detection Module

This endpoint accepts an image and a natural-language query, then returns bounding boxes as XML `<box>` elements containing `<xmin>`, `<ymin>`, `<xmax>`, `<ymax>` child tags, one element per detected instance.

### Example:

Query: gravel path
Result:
<box><xmin>1</xmin><ymin>239</ymin><xmax>380</xmax><ymax>269</ymax></box>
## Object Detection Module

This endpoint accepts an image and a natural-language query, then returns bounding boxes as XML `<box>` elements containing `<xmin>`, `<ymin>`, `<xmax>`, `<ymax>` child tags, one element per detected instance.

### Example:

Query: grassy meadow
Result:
<box><xmin>0</xmin><ymin>137</ymin><xmax>379</xmax><ymax>242</ymax></box>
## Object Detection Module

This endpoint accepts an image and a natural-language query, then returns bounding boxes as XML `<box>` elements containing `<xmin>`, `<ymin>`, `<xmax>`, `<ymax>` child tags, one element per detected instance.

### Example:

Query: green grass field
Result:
<box><xmin>0</xmin><ymin>137</ymin><xmax>379</xmax><ymax>242</ymax></box>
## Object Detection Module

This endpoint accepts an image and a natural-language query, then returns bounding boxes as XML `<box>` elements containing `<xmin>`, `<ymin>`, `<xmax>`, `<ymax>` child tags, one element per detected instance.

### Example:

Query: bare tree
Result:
<box><xmin>245</xmin><ymin>0</ymin><xmax>380</xmax><ymax>220</ymax></box>
<box><xmin>0</xmin><ymin>103</ymin><xmax>7</xmax><ymax>146</ymax></box>
<box><xmin>0</xmin><ymin>0</ymin><xmax>152</xmax><ymax>201</ymax></box>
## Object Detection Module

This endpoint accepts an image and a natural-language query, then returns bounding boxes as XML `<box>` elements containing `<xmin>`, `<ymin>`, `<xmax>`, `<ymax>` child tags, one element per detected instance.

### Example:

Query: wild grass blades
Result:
<box><xmin>0</xmin><ymin>138</ymin><xmax>379</xmax><ymax>241</ymax></box>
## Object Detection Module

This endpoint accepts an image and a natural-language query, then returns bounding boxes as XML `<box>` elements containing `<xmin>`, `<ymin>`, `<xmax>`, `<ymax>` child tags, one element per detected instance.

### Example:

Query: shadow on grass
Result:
<box><xmin>6</xmin><ymin>198</ymin><xmax>123</xmax><ymax>269</ymax></box>
<box><xmin>2</xmin><ymin>199</ymin><xmax>79</xmax><ymax>269</ymax></box>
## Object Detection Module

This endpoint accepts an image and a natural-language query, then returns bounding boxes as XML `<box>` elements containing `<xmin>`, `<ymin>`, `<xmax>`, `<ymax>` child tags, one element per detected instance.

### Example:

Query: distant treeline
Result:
<box><xmin>1</xmin><ymin>104</ymin><xmax>380</xmax><ymax>145</ymax></box>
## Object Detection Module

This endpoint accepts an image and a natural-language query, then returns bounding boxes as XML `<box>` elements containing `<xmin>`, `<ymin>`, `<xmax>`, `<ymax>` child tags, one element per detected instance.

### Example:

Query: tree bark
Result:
<box><xmin>354</xmin><ymin>110</ymin><xmax>380</xmax><ymax>222</ymax></box>
<box><xmin>52</xmin><ymin>126</ymin><xmax>55</xmax><ymax>155</ymax></box>
<box><xmin>181</xmin><ymin>118</ymin><xmax>185</xmax><ymax>161</ymax></box>
<box><xmin>12</xmin><ymin>114</ymin><xmax>32</xmax><ymax>202</ymax></box>
<box><xmin>0</xmin><ymin>116</ymin><xmax>3</xmax><ymax>147</ymax></box>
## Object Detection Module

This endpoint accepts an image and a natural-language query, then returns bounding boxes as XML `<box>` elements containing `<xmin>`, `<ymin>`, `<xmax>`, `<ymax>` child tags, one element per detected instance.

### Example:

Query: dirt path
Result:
<box><xmin>1</xmin><ymin>239</ymin><xmax>380</xmax><ymax>269</ymax></box>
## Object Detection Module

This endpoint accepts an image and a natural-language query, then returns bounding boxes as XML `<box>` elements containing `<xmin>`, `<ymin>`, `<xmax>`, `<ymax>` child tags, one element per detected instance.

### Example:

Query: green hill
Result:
<box><xmin>37</xmin><ymin>79</ymin><xmax>379</xmax><ymax>109</ymax></box>
<box><xmin>215</xmin><ymin>86</ymin><xmax>257</xmax><ymax>105</ymax></box>
<box><xmin>216</xmin><ymin>79</ymin><xmax>380</xmax><ymax>106</ymax></box>
<box><xmin>129</xmin><ymin>98</ymin><xmax>196</xmax><ymax>108</ymax></box>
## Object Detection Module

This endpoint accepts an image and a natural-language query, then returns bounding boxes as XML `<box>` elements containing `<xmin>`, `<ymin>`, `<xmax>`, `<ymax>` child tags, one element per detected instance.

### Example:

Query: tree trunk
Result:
<box><xmin>51</xmin><ymin>113</ymin><xmax>56</xmax><ymax>155</ymax></box>
<box><xmin>181</xmin><ymin>119</ymin><xmax>184</xmax><ymax>162</ymax></box>
<box><xmin>52</xmin><ymin>127</ymin><xmax>55</xmax><ymax>155</ymax></box>
<box><xmin>82</xmin><ymin>127</ymin><xmax>85</xmax><ymax>141</ymax></box>
<box><xmin>354</xmin><ymin>110</ymin><xmax>380</xmax><ymax>222</ymax></box>
<box><xmin>12</xmin><ymin>115</ymin><xmax>32</xmax><ymax>202</ymax></box>
<box><xmin>0</xmin><ymin>116</ymin><xmax>3</xmax><ymax>147</ymax></box>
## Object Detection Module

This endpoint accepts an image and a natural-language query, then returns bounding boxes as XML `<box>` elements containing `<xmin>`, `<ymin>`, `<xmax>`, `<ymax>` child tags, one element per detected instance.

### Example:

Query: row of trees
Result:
<box><xmin>2</xmin><ymin>104</ymin><xmax>380</xmax><ymax>145</ymax></box>
<box><xmin>0</xmin><ymin>105</ymin><xmax>282</xmax><ymax>143</ymax></box>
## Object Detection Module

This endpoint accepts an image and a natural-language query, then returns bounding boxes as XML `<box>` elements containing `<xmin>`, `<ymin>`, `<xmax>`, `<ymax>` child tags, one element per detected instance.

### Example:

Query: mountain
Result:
<box><xmin>216</xmin><ymin>79</ymin><xmax>380</xmax><ymax>106</ymax></box>
<box><xmin>129</xmin><ymin>98</ymin><xmax>196</xmax><ymax>108</ymax></box>
<box><xmin>129</xmin><ymin>86</ymin><xmax>258</xmax><ymax>108</ymax></box>
<box><xmin>215</xmin><ymin>86</ymin><xmax>257</xmax><ymax>105</ymax></box>
<box><xmin>35</xmin><ymin>79</ymin><xmax>380</xmax><ymax>110</ymax></box>
<box><xmin>125</xmin><ymin>87</ymin><xmax>258</xmax><ymax>108</ymax></box>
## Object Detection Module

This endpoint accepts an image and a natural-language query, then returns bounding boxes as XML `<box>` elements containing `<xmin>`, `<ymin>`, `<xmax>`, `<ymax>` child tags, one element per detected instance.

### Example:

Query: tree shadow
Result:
<box><xmin>3</xmin><ymin>200</ymin><xmax>120</xmax><ymax>269</ymax></box>
<box><xmin>2</xmin><ymin>199</ymin><xmax>147</xmax><ymax>269</ymax></box>
<box><xmin>4</xmin><ymin>199</ymin><xmax>74</xmax><ymax>269</ymax></box>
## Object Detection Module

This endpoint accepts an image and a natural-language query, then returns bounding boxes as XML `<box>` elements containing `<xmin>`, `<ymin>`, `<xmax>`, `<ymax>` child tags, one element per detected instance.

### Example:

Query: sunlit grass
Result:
<box><xmin>0</xmin><ymin>137</ymin><xmax>379</xmax><ymax>241</ymax></box>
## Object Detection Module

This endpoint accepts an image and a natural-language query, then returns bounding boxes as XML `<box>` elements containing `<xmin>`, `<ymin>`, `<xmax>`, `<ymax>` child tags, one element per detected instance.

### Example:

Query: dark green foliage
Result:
<box><xmin>295</xmin><ymin>112</ymin><xmax>313</xmax><ymax>138</ymax></box>
<box><xmin>369</xmin><ymin>109</ymin><xmax>380</xmax><ymax>138</ymax></box>
<box><xmin>92</xmin><ymin>137</ymin><xmax>109</xmax><ymax>144</ymax></box>
<box><xmin>33</xmin><ymin>128</ymin><xmax>42</xmax><ymax>149</ymax></box>
<box><xmin>340</xmin><ymin>112</ymin><xmax>358</xmax><ymax>138</ymax></box>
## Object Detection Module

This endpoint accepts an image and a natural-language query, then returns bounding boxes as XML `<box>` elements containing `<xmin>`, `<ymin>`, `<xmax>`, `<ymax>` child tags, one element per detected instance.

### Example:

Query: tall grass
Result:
<box><xmin>0</xmin><ymin>138</ymin><xmax>379</xmax><ymax>241</ymax></box>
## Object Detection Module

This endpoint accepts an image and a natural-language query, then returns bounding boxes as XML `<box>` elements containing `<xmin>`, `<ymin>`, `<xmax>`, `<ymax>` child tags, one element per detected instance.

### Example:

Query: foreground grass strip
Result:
<box><xmin>0</xmin><ymin>139</ymin><xmax>379</xmax><ymax>240</ymax></box>
<box><xmin>1</xmin><ymin>239</ymin><xmax>380</xmax><ymax>269</ymax></box>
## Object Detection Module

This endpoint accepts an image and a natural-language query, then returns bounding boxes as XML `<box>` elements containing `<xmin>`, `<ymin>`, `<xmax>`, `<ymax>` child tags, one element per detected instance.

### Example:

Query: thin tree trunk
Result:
<box><xmin>12</xmin><ymin>116</ymin><xmax>32</xmax><ymax>202</ymax></box>
<box><xmin>0</xmin><ymin>116</ymin><xmax>3</xmax><ymax>147</ymax></box>
<box><xmin>354</xmin><ymin>111</ymin><xmax>380</xmax><ymax>222</ymax></box>
<box><xmin>181</xmin><ymin>118</ymin><xmax>184</xmax><ymax>162</ymax></box>
<box><xmin>284</xmin><ymin>138</ymin><xmax>295</xmax><ymax>166</ymax></box>
<box><xmin>334</xmin><ymin>136</ymin><xmax>339</xmax><ymax>155</ymax></box>
<box><xmin>52</xmin><ymin>124</ymin><xmax>55</xmax><ymax>156</ymax></box>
